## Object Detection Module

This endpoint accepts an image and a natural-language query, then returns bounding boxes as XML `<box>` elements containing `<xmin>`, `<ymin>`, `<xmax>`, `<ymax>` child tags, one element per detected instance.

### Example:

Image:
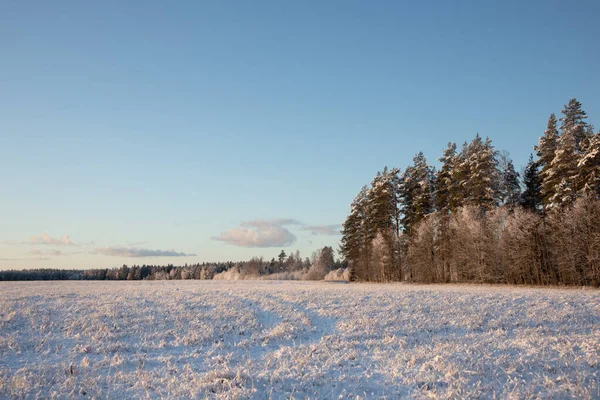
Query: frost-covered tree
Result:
<box><xmin>520</xmin><ymin>154</ymin><xmax>543</xmax><ymax>213</ymax></box>
<box><xmin>306</xmin><ymin>246</ymin><xmax>336</xmax><ymax>280</ymax></box>
<box><xmin>407</xmin><ymin>214</ymin><xmax>439</xmax><ymax>283</ymax></box>
<box><xmin>369</xmin><ymin>232</ymin><xmax>390</xmax><ymax>282</ymax></box>
<box><xmin>501</xmin><ymin>208</ymin><xmax>553</xmax><ymax>285</ymax></box>
<box><xmin>548</xmin><ymin>125</ymin><xmax>578</xmax><ymax>209</ymax></box>
<box><xmin>577</xmin><ymin>130</ymin><xmax>600</xmax><ymax>196</ymax></box>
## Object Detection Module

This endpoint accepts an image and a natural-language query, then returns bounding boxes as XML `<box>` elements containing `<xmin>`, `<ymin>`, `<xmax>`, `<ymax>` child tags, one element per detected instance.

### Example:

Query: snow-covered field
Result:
<box><xmin>0</xmin><ymin>281</ymin><xmax>598</xmax><ymax>399</ymax></box>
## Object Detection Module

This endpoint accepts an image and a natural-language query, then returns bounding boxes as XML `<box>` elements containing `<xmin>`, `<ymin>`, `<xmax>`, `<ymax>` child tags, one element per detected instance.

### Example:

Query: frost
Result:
<box><xmin>0</xmin><ymin>281</ymin><xmax>598</xmax><ymax>399</ymax></box>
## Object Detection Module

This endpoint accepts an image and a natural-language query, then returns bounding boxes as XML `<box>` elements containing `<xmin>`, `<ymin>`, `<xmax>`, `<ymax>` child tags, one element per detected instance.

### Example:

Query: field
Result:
<box><xmin>0</xmin><ymin>281</ymin><xmax>598</xmax><ymax>399</ymax></box>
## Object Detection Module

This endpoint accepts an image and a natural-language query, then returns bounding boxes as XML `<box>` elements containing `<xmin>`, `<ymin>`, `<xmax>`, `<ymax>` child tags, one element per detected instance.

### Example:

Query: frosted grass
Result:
<box><xmin>0</xmin><ymin>281</ymin><xmax>598</xmax><ymax>399</ymax></box>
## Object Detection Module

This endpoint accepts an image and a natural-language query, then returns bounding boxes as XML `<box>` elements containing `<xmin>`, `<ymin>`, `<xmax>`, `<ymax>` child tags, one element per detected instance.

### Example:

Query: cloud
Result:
<box><xmin>126</xmin><ymin>241</ymin><xmax>148</xmax><ymax>247</ymax></box>
<box><xmin>267</xmin><ymin>218</ymin><xmax>303</xmax><ymax>226</ymax></box>
<box><xmin>30</xmin><ymin>233</ymin><xmax>74</xmax><ymax>246</ymax></box>
<box><xmin>95</xmin><ymin>247</ymin><xmax>197</xmax><ymax>258</ymax></box>
<box><xmin>29</xmin><ymin>249</ymin><xmax>63</xmax><ymax>256</ymax></box>
<box><xmin>301</xmin><ymin>224</ymin><xmax>342</xmax><ymax>236</ymax></box>
<box><xmin>213</xmin><ymin>220</ymin><xmax>298</xmax><ymax>248</ymax></box>
<box><xmin>212</xmin><ymin>218</ymin><xmax>342</xmax><ymax>247</ymax></box>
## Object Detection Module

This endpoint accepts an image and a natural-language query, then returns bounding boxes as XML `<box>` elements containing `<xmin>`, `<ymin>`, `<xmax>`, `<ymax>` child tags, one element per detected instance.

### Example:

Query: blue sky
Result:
<box><xmin>1</xmin><ymin>0</ymin><xmax>598</xmax><ymax>269</ymax></box>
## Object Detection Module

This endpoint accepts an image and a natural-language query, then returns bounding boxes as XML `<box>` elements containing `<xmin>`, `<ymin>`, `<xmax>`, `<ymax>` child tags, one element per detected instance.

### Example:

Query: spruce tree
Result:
<box><xmin>500</xmin><ymin>159</ymin><xmax>521</xmax><ymax>211</ymax></box>
<box><xmin>521</xmin><ymin>154</ymin><xmax>543</xmax><ymax>213</ymax></box>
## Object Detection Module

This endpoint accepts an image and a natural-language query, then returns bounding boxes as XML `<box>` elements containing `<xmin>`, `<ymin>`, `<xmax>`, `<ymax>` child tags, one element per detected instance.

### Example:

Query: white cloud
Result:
<box><xmin>213</xmin><ymin>220</ymin><xmax>297</xmax><ymax>248</ymax></box>
<box><xmin>30</xmin><ymin>233</ymin><xmax>74</xmax><ymax>246</ymax></box>
<box><xmin>301</xmin><ymin>224</ymin><xmax>342</xmax><ymax>236</ymax></box>
<box><xmin>95</xmin><ymin>247</ymin><xmax>197</xmax><ymax>258</ymax></box>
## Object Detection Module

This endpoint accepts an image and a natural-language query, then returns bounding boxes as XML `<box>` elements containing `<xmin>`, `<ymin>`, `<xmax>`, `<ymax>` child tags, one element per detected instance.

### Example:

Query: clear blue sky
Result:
<box><xmin>1</xmin><ymin>0</ymin><xmax>598</xmax><ymax>269</ymax></box>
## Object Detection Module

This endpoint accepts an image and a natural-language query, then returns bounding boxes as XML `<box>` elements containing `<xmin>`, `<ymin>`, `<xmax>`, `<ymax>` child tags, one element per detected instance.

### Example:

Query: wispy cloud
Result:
<box><xmin>29</xmin><ymin>249</ymin><xmax>63</xmax><ymax>256</ymax></box>
<box><xmin>1</xmin><ymin>233</ymin><xmax>94</xmax><ymax>247</ymax></box>
<box><xmin>301</xmin><ymin>224</ymin><xmax>342</xmax><ymax>236</ymax></box>
<box><xmin>30</xmin><ymin>233</ymin><xmax>74</xmax><ymax>246</ymax></box>
<box><xmin>126</xmin><ymin>241</ymin><xmax>148</xmax><ymax>247</ymax></box>
<box><xmin>213</xmin><ymin>219</ymin><xmax>298</xmax><ymax>248</ymax></box>
<box><xmin>95</xmin><ymin>247</ymin><xmax>197</xmax><ymax>258</ymax></box>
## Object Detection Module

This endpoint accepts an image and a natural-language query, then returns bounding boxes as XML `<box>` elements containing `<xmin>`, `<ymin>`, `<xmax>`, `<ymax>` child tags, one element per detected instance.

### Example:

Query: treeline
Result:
<box><xmin>341</xmin><ymin>98</ymin><xmax>600</xmax><ymax>286</ymax></box>
<box><xmin>0</xmin><ymin>247</ymin><xmax>346</xmax><ymax>281</ymax></box>
<box><xmin>0</xmin><ymin>263</ymin><xmax>231</xmax><ymax>281</ymax></box>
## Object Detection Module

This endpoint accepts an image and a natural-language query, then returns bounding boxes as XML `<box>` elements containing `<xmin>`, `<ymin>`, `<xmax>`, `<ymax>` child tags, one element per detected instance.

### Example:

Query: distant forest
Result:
<box><xmin>0</xmin><ymin>247</ymin><xmax>346</xmax><ymax>281</ymax></box>
<box><xmin>340</xmin><ymin>98</ymin><xmax>600</xmax><ymax>286</ymax></box>
<box><xmin>3</xmin><ymin>99</ymin><xmax>599</xmax><ymax>286</ymax></box>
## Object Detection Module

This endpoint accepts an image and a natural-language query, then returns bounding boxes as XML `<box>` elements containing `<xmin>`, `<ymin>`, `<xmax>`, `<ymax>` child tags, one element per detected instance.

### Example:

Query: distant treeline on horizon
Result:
<box><xmin>0</xmin><ymin>247</ymin><xmax>347</xmax><ymax>281</ymax></box>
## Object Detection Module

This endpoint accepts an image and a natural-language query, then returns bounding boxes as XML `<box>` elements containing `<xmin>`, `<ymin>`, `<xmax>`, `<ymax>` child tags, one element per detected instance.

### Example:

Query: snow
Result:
<box><xmin>0</xmin><ymin>281</ymin><xmax>598</xmax><ymax>399</ymax></box>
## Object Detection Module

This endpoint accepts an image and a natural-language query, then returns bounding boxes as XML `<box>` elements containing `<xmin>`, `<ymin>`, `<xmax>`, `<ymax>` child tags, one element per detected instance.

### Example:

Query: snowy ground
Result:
<box><xmin>0</xmin><ymin>281</ymin><xmax>598</xmax><ymax>399</ymax></box>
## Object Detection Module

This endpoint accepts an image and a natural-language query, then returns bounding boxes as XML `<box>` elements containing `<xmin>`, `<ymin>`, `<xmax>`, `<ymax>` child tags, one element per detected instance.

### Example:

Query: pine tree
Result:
<box><xmin>435</xmin><ymin>143</ymin><xmax>461</xmax><ymax>283</ymax></box>
<box><xmin>434</xmin><ymin>142</ymin><xmax>463</xmax><ymax>215</ymax></box>
<box><xmin>462</xmin><ymin>134</ymin><xmax>501</xmax><ymax>212</ymax></box>
<box><xmin>278</xmin><ymin>250</ymin><xmax>287</xmax><ymax>271</ymax></box>
<box><xmin>560</xmin><ymin>98</ymin><xmax>588</xmax><ymax>152</ymax></box>
<box><xmin>559</xmin><ymin>98</ymin><xmax>589</xmax><ymax>197</ymax></box>
<box><xmin>340</xmin><ymin>186</ymin><xmax>370</xmax><ymax>280</ymax></box>
<box><xmin>521</xmin><ymin>154</ymin><xmax>543</xmax><ymax>213</ymax></box>
<box><xmin>548</xmin><ymin>129</ymin><xmax>578</xmax><ymax>209</ymax></box>
<box><xmin>536</xmin><ymin>114</ymin><xmax>559</xmax><ymax>207</ymax></box>
<box><xmin>400</xmin><ymin>153</ymin><xmax>435</xmax><ymax>234</ymax></box>
<box><xmin>366</xmin><ymin>167</ymin><xmax>401</xmax><ymax>281</ymax></box>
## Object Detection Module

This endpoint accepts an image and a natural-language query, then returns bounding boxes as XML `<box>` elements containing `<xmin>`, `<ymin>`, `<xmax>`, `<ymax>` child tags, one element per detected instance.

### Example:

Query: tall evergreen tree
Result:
<box><xmin>340</xmin><ymin>186</ymin><xmax>370</xmax><ymax>280</ymax></box>
<box><xmin>560</xmin><ymin>98</ymin><xmax>588</xmax><ymax>152</ymax></box>
<box><xmin>521</xmin><ymin>154</ymin><xmax>543</xmax><ymax>213</ymax></box>
<box><xmin>558</xmin><ymin>98</ymin><xmax>589</xmax><ymax>198</ymax></box>
<box><xmin>366</xmin><ymin>167</ymin><xmax>401</xmax><ymax>281</ymax></box>
<box><xmin>462</xmin><ymin>134</ymin><xmax>501</xmax><ymax>212</ymax></box>
<box><xmin>400</xmin><ymin>153</ymin><xmax>435</xmax><ymax>234</ymax></box>
<box><xmin>435</xmin><ymin>142</ymin><xmax>458</xmax><ymax>214</ymax></box>
<box><xmin>497</xmin><ymin>151</ymin><xmax>521</xmax><ymax>210</ymax></box>
<box><xmin>536</xmin><ymin>114</ymin><xmax>559</xmax><ymax>208</ymax></box>
<box><xmin>548</xmin><ymin>129</ymin><xmax>578</xmax><ymax>209</ymax></box>
<box><xmin>578</xmin><ymin>129</ymin><xmax>600</xmax><ymax>197</ymax></box>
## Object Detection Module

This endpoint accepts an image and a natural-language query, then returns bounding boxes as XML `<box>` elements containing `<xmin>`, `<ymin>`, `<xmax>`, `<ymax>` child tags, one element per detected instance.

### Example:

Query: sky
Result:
<box><xmin>1</xmin><ymin>0</ymin><xmax>599</xmax><ymax>270</ymax></box>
